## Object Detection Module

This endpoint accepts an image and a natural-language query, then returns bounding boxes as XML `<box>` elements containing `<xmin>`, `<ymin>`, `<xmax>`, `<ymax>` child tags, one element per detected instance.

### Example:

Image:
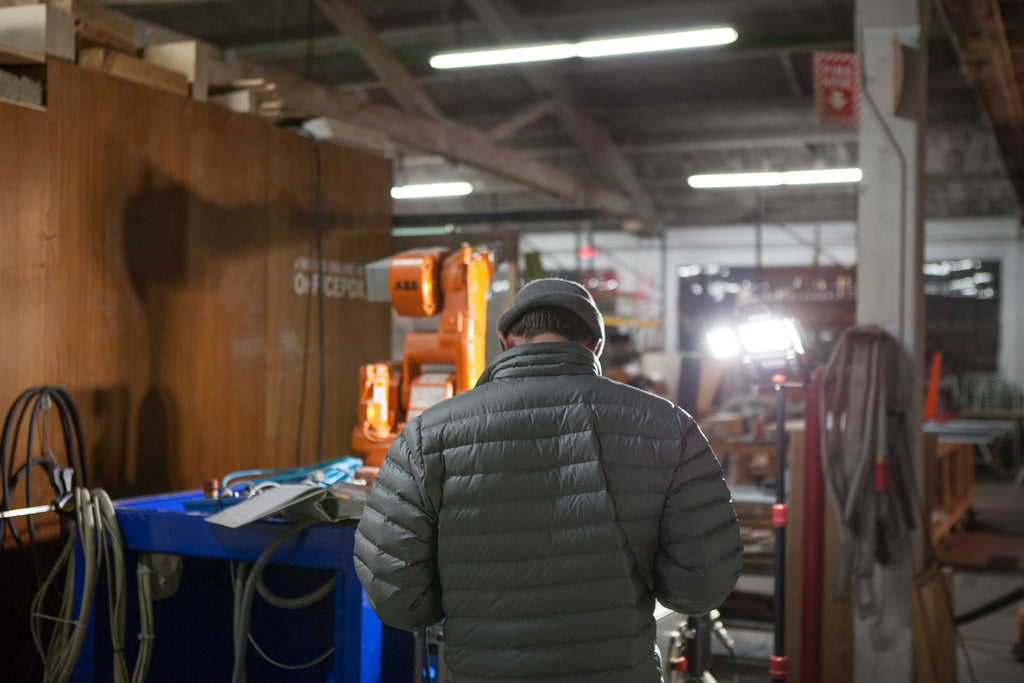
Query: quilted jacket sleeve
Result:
<box><xmin>653</xmin><ymin>411</ymin><xmax>743</xmax><ymax>616</ymax></box>
<box><xmin>353</xmin><ymin>423</ymin><xmax>444</xmax><ymax>631</ymax></box>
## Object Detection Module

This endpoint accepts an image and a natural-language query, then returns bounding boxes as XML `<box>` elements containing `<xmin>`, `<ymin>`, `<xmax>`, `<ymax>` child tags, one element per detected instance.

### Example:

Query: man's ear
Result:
<box><xmin>497</xmin><ymin>330</ymin><xmax>513</xmax><ymax>351</ymax></box>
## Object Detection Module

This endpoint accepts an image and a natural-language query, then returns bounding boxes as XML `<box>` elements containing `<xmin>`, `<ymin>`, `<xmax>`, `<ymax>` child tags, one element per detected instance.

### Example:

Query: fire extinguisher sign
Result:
<box><xmin>813</xmin><ymin>51</ymin><xmax>860</xmax><ymax>128</ymax></box>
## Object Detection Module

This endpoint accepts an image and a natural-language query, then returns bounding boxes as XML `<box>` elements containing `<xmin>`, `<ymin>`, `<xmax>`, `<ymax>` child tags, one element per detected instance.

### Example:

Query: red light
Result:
<box><xmin>771</xmin><ymin>373</ymin><xmax>786</xmax><ymax>384</ymax></box>
<box><xmin>577</xmin><ymin>245</ymin><xmax>598</xmax><ymax>259</ymax></box>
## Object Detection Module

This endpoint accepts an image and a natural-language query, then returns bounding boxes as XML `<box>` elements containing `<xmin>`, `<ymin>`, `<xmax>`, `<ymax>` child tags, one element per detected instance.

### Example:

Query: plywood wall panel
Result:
<box><xmin>0</xmin><ymin>85</ymin><xmax>52</xmax><ymax>546</ymax></box>
<box><xmin>261</xmin><ymin>130</ymin><xmax>393</xmax><ymax>470</ymax></box>
<box><xmin>1</xmin><ymin>59</ymin><xmax>392</xmax><ymax>499</ymax></box>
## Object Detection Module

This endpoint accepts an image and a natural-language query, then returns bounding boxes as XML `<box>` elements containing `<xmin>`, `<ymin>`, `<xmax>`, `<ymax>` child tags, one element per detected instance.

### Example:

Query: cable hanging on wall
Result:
<box><xmin>286</xmin><ymin>126</ymin><xmax>328</xmax><ymax>464</ymax></box>
<box><xmin>1</xmin><ymin>386</ymin><xmax>155</xmax><ymax>683</ymax></box>
<box><xmin>30</xmin><ymin>488</ymin><xmax>156</xmax><ymax>683</ymax></box>
<box><xmin>1</xmin><ymin>386</ymin><xmax>89</xmax><ymax>582</ymax></box>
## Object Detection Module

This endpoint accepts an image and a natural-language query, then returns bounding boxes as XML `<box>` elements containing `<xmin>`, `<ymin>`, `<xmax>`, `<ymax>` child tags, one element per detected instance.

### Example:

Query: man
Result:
<box><xmin>354</xmin><ymin>278</ymin><xmax>743</xmax><ymax>682</ymax></box>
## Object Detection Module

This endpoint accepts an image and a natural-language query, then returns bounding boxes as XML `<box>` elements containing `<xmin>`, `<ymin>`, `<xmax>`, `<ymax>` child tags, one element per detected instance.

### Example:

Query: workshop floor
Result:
<box><xmin>947</xmin><ymin>471</ymin><xmax>1024</xmax><ymax>683</ymax></box>
<box><xmin>663</xmin><ymin>470</ymin><xmax>1024</xmax><ymax>683</ymax></box>
<box><xmin>696</xmin><ymin>572</ymin><xmax>1022</xmax><ymax>683</ymax></box>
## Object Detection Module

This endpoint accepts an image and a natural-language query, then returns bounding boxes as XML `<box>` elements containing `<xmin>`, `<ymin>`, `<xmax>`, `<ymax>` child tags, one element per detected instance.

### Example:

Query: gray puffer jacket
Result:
<box><xmin>354</xmin><ymin>342</ymin><xmax>743</xmax><ymax>682</ymax></box>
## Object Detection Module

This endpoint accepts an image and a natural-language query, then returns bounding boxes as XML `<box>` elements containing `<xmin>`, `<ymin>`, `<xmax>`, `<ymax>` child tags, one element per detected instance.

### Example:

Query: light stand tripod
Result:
<box><xmin>769</xmin><ymin>375</ymin><xmax>796</xmax><ymax>683</ymax></box>
<box><xmin>665</xmin><ymin>609</ymin><xmax>737</xmax><ymax>683</ymax></box>
<box><xmin>705</xmin><ymin>309</ymin><xmax>809</xmax><ymax>682</ymax></box>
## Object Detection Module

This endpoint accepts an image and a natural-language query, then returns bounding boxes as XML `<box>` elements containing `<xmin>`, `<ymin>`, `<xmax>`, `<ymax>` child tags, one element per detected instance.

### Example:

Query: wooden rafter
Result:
<box><xmin>314</xmin><ymin>0</ymin><xmax>443</xmax><ymax>120</ymax></box>
<box><xmin>778</xmin><ymin>50</ymin><xmax>806</xmax><ymax>98</ymax></box>
<box><xmin>85</xmin><ymin>1</ymin><xmax>640</xmax><ymax>219</ymax></box>
<box><xmin>203</xmin><ymin>60</ymin><xmax>637</xmax><ymax>217</ymax></box>
<box><xmin>464</xmin><ymin>0</ymin><xmax>659</xmax><ymax>224</ymax></box>
<box><xmin>486</xmin><ymin>98</ymin><xmax>557</xmax><ymax>141</ymax></box>
<box><xmin>939</xmin><ymin>0</ymin><xmax>1024</xmax><ymax>201</ymax></box>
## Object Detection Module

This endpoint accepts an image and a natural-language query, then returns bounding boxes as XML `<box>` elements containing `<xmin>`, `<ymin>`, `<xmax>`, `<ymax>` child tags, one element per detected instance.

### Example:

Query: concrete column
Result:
<box><xmin>854</xmin><ymin>0</ymin><xmax>929</xmax><ymax>680</ymax></box>
<box><xmin>999</xmin><ymin>240</ymin><xmax>1024</xmax><ymax>388</ymax></box>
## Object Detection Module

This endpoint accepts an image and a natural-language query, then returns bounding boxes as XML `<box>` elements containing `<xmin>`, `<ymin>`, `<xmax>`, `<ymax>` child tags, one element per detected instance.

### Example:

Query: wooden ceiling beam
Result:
<box><xmin>86</xmin><ymin>2</ymin><xmax>640</xmax><ymax>218</ymax></box>
<box><xmin>778</xmin><ymin>50</ymin><xmax>806</xmax><ymax>98</ymax></box>
<box><xmin>939</xmin><ymin>0</ymin><xmax>1024</xmax><ymax>202</ymax></box>
<box><xmin>313</xmin><ymin>0</ymin><xmax>443</xmax><ymax>120</ymax></box>
<box><xmin>465</xmin><ymin>0</ymin><xmax>659</xmax><ymax>224</ymax></box>
<box><xmin>486</xmin><ymin>98</ymin><xmax>558</xmax><ymax>141</ymax></box>
<box><xmin>206</xmin><ymin>60</ymin><xmax>637</xmax><ymax>217</ymax></box>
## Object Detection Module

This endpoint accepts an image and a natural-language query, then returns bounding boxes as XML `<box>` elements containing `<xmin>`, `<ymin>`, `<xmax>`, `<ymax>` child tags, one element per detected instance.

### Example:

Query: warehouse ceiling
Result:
<box><xmin>105</xmin><ymin>0</ymin><xmax>1024</xmax><ymax>233</ymax></box>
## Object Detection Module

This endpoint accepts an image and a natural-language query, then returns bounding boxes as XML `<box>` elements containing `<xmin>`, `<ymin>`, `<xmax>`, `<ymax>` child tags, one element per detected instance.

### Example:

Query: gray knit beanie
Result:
<box><xmin>496</xmin><ymin>278</ymin><xmax>605</xmax><ymax>357</ymax></box>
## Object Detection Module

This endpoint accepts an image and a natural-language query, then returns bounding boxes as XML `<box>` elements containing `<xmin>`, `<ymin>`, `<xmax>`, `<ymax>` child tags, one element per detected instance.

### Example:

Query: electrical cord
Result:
<box><xmin>2</xmin><ymin>386</ymin><xmax>89</xmax><ymax>582</ymax></box>
<box><xmin>220</xmin><ymin>456</ymin><xmax>362</xmax><ymax>494</ymax></box>
<box><xmin>230</xmin><ymin>518</ymin><xmax>328</xmax><ymax>683</ymax></box>
<box><xmin>29</xmin><ymin>488</ymin><xmax>154</xmax><ymax>683</ymax></box>
<box><xmin>821</xmin><ymin>328</ymin><xmax>981</xmax><ymax>683</ymax></box>
<box><xmin>2</xmin><ymin>388</ymin><xmax>152</xmax><ymax>682</ymax></box>
<box><xmin>246</xmin><ymin>631</ymin><xmax>335</xmax><ymax>671</ymax></box>
<box><xmin>256</xmin><ymin>572</ymin><xmax>334</xmax><ymax>610</ymax></box>
<box><xmin>289</xmin><ymin>126</ymin><xmax>326</xmax><ymax>463</ymax></box>
<box><xmin>954</xmin><ymin>587</ymin><xmax>1024</xmax><ymax>626</ymax></box>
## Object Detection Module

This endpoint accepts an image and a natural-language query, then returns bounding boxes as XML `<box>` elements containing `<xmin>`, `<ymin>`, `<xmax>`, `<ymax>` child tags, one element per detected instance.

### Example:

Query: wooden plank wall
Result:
<box><xmin>0</xmin><ymin>59</ymin><xmax>392</xmax><ymax>510</ymax></box>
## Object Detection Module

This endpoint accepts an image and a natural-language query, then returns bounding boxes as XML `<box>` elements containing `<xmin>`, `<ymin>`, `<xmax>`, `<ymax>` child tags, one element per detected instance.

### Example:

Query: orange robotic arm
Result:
<box><xmin>352</xmin><ymin>245</ymin><xmax>493</xmax><ymax>466</ymax></box>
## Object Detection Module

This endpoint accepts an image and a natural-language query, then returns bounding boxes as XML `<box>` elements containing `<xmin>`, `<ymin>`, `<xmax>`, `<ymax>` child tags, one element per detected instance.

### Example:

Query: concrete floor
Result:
<box><xmin>947</xmin><ymin>472</ymin><xmax>1024</xmax><ymax>683</ymax></box>
<box><xmin>953</xmin><ymin>572</ymin><xmax>1022</xmax><ymax>683</ymax></box>
<box><xmin>659</xmin><ymin>471</ymin><xmax>1024</xmax><ymax>682</ymax></box>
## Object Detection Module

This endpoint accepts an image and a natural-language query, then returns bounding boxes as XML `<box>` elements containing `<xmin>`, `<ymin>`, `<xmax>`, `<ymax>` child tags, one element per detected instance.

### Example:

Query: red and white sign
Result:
<box><xmin>813</xmin><ymin>51</ymin><xmax>860</xmax><ymax>128</ymax></box>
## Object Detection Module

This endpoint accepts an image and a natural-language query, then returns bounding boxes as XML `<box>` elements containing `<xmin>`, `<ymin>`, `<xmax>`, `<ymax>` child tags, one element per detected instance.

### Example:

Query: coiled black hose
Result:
<box><xmin>1</xmin><ymin>386</ymin><xmax>89</xmax><ymax>581</ymax></box>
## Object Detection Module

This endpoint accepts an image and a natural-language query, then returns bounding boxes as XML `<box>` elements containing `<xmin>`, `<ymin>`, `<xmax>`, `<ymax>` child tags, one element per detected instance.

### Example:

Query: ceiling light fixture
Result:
<box><xmin>391</xmin><ymin>182</ymin><xmax>474</xmax><ymax>199</ymax></box>
<box><xmin>391</xmin><ymin>224</ymin><xmax>457</xmax><ymax>237</ymax></box>
<box><xmin>430</xmin><ymin>27</ymin><xmax>738</xmax><ymax>70</ymax></box>
<box><xmin>687</xmin><ymin>167</ymin><xmax>862</xmax><ymax>189</ymax></box>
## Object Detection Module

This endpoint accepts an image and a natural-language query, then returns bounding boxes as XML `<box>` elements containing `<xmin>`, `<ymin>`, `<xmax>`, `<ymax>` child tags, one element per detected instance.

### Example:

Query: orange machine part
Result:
<box><xmin>353</xmin><ymin>245</ymin><xmax>494</xmax><ymax>466</ymax></box>
<box><xmin>388</xmin><ymin>247</ymin><xmax>448</xmax><ymax>317</ymax></box>
<box><xmin>401</xmin><ymin>246</ymin><xmax>493</xmax><ymax>410</ymax></box>
<box><xmin>357</xmin><ymin>362</ymin><xmax>393</xmax><ymax>437</ymax></box>
<box><xmin>351</xmin><ymin>362</ymin><xmax>401</xmax><ymax>467</ymax></box>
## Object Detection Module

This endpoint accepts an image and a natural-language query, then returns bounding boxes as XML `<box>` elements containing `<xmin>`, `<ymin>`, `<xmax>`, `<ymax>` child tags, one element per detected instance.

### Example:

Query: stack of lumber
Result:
<box><xmin>0</xmin><ymin>0</ymin><xmax>289</xmax><ymax>119</ymax></box>
<box><xmin>209</xmin><ymin>77</ymin><xmax>286</xmax><ymax>120</ymax></box>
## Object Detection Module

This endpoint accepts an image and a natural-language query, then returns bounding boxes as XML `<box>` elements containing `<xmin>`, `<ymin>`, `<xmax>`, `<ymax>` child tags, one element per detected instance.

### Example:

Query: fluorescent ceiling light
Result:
<box><xmin>576</xmin><ymin>28</ymin><xmax>739</xmax><ymax>58</ymax></box>
<box><xmin>391</xmin><ymin>182</ymin><xmax>473</xmax><ymax>199</ymax></box>
<box><xmin>392</xmin><ymin>225</ymin><xmax>457</xmax><ymax>237</ymax></box>
<box><xmin>687</xmin><ymin>167</ymin><xmax>862</xmax><ymax>189</ymax></box>
<box><xmin>430</xmin><ymin>27</ymin><xmax>737</xmax><ymax>69</ymax></box>
<box><xmin>781</xmin><ymin>168</ymin><xmax>863</xmax><ymax>185</ymax></box>
<box><xmin>432</xmin><ymin>44</ymin><xmax>576</xmax><ymax>69</ymax></box>
<box><xmin>689</xmin><ymin>172</ymin><xmax>783</xmax><ymax>189</ymax></box>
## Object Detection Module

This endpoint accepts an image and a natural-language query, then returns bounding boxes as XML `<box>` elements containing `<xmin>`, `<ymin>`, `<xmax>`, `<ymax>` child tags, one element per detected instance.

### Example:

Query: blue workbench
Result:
<box><xmin>73</xmin><ymin>490</ymin><xmax>404</xmax><ymax>682</ymax></box>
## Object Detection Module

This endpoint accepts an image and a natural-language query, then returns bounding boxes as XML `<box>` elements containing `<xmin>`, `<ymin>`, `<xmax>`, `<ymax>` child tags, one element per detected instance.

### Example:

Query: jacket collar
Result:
<box><xmin>476</xmin><ymin>342</ymin><xmax>602</xmax><ymax>386</ymax></box>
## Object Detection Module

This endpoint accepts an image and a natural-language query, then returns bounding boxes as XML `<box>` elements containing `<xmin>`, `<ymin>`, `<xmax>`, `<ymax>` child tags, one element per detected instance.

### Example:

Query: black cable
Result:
<box><xmin>289</xmin><ymin>128</ymin><xmax>327</xmax><ymax>463</ymax></box>
<box><xmin>955</xmin><ymin>586</ymin><xmax>1023</xmax><ymax>625</ymax></box>
<box><xmin>48</xmin><ymin>388</ymin><xmax>89</xmax><ymax>488</ymax></box>
<box><xmin>23</xmin><ymin>394</ymin><xmax>46</xmax><ymax>576</ymax></box>
<box><xmin>232</xmin><ymin>519</ymin><xmax>319</xmax><ymax>683</ymax></box>
<box><xmin>1</xmin><ymin>386</ymin><xmax>88</xmax><ymax>582</ymax></box>
<box><xmin>305</xmin><ymin>0</ymin><xmax>316</xmax><ymax>81</ymax></box>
